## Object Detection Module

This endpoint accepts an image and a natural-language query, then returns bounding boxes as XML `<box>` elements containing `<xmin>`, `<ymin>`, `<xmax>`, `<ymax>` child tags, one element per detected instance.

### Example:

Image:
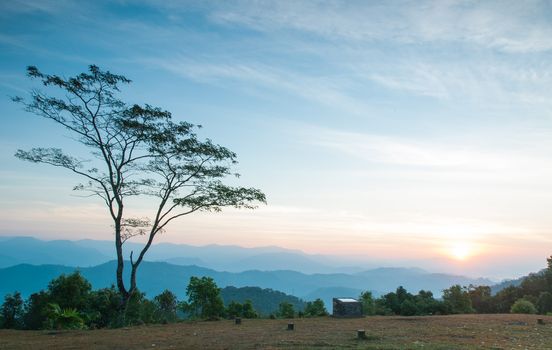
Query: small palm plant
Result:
<box><xmin>45</xmin><ymin>303</ymin><xmax>85</xmax><ymax>330</ymax></box>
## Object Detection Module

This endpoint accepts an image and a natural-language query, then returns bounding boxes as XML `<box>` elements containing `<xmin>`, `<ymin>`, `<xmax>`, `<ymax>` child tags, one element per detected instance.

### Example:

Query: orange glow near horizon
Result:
<box><xmin>450</xmin><ymin>242</ymin><xmax>471</xmax><ymax>260</ymax></box>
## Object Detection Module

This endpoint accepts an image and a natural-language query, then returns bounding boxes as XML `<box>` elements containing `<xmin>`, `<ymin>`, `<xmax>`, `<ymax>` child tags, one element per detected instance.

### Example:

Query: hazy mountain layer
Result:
<box><xmin>0</xmin><ymin>260</ymin><xmax>493</xmax><ymax>309</ymax></box>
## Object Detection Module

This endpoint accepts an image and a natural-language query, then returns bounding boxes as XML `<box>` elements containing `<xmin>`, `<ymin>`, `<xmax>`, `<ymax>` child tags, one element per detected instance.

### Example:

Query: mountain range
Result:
<box><xmin>0</xmin><ymin>236</ymin><xmax>344</xmax><ymax>273</ymax></box>
<box><xmin>0</xmin><ymin>236</ymin><xmax>497</xmax><ymax>309</ymax></box>
<box><xmin>0</xmin><ymin>261</ymin><xmax>493</xmax><ymax>310</ymax></box>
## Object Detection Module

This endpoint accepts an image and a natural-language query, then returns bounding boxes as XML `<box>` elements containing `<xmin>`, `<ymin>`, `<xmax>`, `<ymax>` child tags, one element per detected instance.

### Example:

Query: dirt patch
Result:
<box><xmin>1</xmin><ymin>314</ymin><xmax>552</xmax><ymax>349</ymax></box>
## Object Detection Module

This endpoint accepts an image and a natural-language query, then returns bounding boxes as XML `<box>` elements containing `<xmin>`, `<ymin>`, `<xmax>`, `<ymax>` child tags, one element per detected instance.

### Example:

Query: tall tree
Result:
<box><xmin>13</xmin><ymin>65</ymin><xmax>266</xmax><ymax>311</ymax></box>
<box><xmin>183</xmin><ymin>276</ymin><xmax>225</xmax><ymax>319</ymax></box>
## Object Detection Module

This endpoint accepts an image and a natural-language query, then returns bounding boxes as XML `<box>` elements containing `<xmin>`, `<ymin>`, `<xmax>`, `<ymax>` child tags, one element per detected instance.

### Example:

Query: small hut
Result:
<box><xmin>332</xmin><ymin>297</ymin><xmax>362</xmax><ymax>317</ymax></box>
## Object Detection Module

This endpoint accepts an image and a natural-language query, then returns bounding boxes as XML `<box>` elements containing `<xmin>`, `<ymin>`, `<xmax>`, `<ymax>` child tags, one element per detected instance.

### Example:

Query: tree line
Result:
<box><xmin>2</xmin><ymin>256</ymin><xmax>551</xmax><ymax>330</ymax></box>
<box><xmin>0</xmin><ymin>274</ymin><xmax>326</xmax><ymax>330</ymax></box>
<box><xmin>360</xmin><ymin>256</ymin><xmax>552</xmax><ymax>316</ymax></box>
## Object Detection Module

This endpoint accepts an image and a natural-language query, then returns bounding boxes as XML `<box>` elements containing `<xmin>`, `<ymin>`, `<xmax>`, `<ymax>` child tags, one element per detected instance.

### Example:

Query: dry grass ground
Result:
<box><xmin>1</xmin><ymin>314</ymin><xmax>552</xmax><ymax>349</ymax></box>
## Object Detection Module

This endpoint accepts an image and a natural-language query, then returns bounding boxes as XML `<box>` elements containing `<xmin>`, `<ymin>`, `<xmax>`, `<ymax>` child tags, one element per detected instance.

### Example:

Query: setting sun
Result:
<box><xmin>449</xmin><ymin>242</ymin><xmax>472</xmax><ymax>260</ymax></box>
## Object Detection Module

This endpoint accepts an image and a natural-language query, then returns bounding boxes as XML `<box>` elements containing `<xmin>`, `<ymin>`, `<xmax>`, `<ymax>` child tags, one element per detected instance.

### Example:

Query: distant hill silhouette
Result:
<box><xmin>489</xmin><ymin>270</ymin><xmax>545</xmax><ymax>295</ymax></box>
<box><xmin>221</xmin><ymin>286</ymin><xmax>306</xmax><ymax>316</ymax></box>
<box><xmin>0</xmin><ymin>236</ymin><xmax>335</xmax><ymax>273</ymax></box>
<box><xmin>0</xmin><ymin>236</ymin><xmax>110</xmax><ymax>267</ymax></box>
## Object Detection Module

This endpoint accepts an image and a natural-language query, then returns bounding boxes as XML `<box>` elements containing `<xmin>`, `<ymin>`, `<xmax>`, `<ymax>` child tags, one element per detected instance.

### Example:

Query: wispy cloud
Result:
<box><xmin>0</xmin><ymin>0</ymin><xmax>74</xmax><ymax>15</ymax></box>
<box><xmin>211</xmin><ymin>0</ymin><xmax>552</xmax><ymax>53</ymax></box>
<box><xmin>147</xmin><ymin>57</ymin><xmax>369</xmax><ymax>114</ymax></box>
<box><xmin>304</xmin><ymin>126</ymin><xmax>504</xmax><ymax>169</ymax></box>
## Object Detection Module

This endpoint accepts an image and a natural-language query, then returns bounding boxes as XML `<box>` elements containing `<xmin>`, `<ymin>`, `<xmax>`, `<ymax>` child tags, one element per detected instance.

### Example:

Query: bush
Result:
<box><xmin>154</xmin><ymin>290</ymin><xmax>178</xmax><ymax>323</ymax></box>
<box><xmin>23</xmin><ymin>291</ymin><xmax>51</xmax><ymax>329</ymax></box>
<box><xmin>48</xmin><ymin>272</ymin><xmax>91</xmax><ymax>310</ymax></box>
<box><xmin>86</xmin><ymin>286</ymin><xmax>123</xmax><ymax>328</ymax></box>
<box><xmin>1</xmin><ymin>292</ymin><xmax>24</xmax><ymax>329</ymax></box>
<box><xmin>400</xmin><ymin>299</ymin><xmax>418</xmax><ymax>316</ymax></box>
<box><xmin>277</xmin><ymin>302</ymin><xmax>295</xmax><ymax>318</ymax></box>
<box><xmin>241</xmin><ymin>300</ymin><xmax>258</xmax><ymax>319</ymax></box>
<box><xmin>537</xmin><ymin>292</ymin><xmax>552</xmax><ymax>315</ymax></box>
<box><xmin>45</xmin><ymin>303</ymin><xmax>85</xmax><ymax>330</ymax></box>
<box><xmin>359</xmin><ymin>291</ymin><xmax>375</xmax><ymax>316</ymax></box>
<box><xmin>226</xmin><ymin>300</ymin><xmax>258</xmax><ymax>319</ymax></box>
<box><xmin>304</xmin><ymin>299</ymin><xmax>328</xmax><ymax>317</ymax></box>
<box><xmin>510</xmin><ymin>299</ymin><xmax>537</xmax><ymax>314</ymax></box>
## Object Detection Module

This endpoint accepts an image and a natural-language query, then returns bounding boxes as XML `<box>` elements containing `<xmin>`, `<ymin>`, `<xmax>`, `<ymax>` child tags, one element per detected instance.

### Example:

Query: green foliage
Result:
<box><xmin>123</xmin><ymin>290</ymin><xmax>149</xmax><ymax>325</ymax></box>
<box><xmin>510</xmin><ymin>299</ymin><xmax>537</xmax><ymax>314</ymax></box>
<box><xmin>183</xmin><ymin>277</ymin><xmax>224</xmax><ymax>320</ymax></box>
<box><xmin>304</xmin><ymin>298</ymin><xmax>328</xmax><ymax>317</ymax></box>
<box><xmin>373</xmin><ymin>288</ymin><xmax>446</xmax><ymax>316</ymax></box>
<box><xmin>414</xmin><ymin>290</ymin><xmax>442</xmax><ymax>315</ymax></box>
<box><xmin>242</xmin><ymin>300</ymin><xmax>258</xmax><ymax>319</ymax></box>
<box><xmin>278</xmin><ymin>301</ymin><xmax>295</xmax><ymax>318</ymax></box>
<box><xmin>86</xmin><ymin>286</ymin><xmax>123</xmax><ymax>328</ymax></box>
<box><xmin>226</xmin><ymin>301</ymin><xmax>243</xmax><ymax>319</ymax></box>
<box><xmin>153</xmin><ymin>290</ymin><xmax>178</xmax><ymax>323</ymax></box>
<box><xmin>1</xmin><ymin>292</ymin><xmax>24</xmax><ymax>329</ymax></box>
<box><xmin>221</xmin><ymin>286</ymin><xmax>306</xmax><ymax>317</ymax></box>
<box><xmin>400</xmin><ymin>299</ymin><xmax>419</xmax><ymax>316</ymax></box>
<box><xmin>139</xmin><ymin>299</ymin><xmax>157</xmax><ymax>324</ymax></box>
<box><xmin>443</xmin><ymin>285</ymin><xmax>474</xmax><ymax>314</ymax></box>
<box><xmin>47</xmin><ymin>271</ymin><xmax>92</xmax><ymax>310</ymax></box>
<box><xmin>359</xmin><ymin>291</ymin><xmax>375</xmax><ymax>316</ymax></box>
<box><xmin>493</xmin><ymin>285</ymin><xmax>523</xmax><ymax>313</ymax></box>
<box><xmin>374</xmin><ymin>298</ymin><xmax>394</xmax><ymax>315</ymax></box>
<box><xmin>23</xmin><ymin>291</ymin><xmax>51</xmax><ymax>330</ymax></box>
<box><xmin>45</xmin><ymin>303</ymin><xmax>85</xmax><ymax>330</ymax></box>
<box><xmin>468</xmin><ymin>285</ymin><xmax>494</xmax><ymax>314</ymax></box>
<box><xmin>537</xmin><ymin>291</ymin><xmax>552</xmax><ymax>314</ymax></box>
<box><xmin>225</xmin><ymin>300</ymin><xmax>258</xmax><ymax>319</ymax></box>
<box><xmin>382</xmin><ymin>291</ymin><xmax>401</xmax><ymax>315</ymax></box>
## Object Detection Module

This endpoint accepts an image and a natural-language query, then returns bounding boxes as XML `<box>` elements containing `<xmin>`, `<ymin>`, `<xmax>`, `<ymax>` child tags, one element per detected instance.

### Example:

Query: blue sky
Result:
<box><xmin>1</xmin><ymin>0</ymin><xmax>552</xmax><ymax>278</ymax></box>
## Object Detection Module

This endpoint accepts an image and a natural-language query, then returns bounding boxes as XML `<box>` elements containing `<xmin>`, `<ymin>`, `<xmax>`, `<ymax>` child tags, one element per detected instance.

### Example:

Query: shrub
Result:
<box><xmin>1</xmin><ymin>292</ymin><xmax>24</xmax><ymax>329</ymax></box>
<box><xmin>48</xmin><ymin>272</ymin><xmax>91</xmax><ymax>310</ymax></box>
<box><xmin>154</xmin><ymin>290</ymin><xmax>178</xmax><ymax>323</ymax></box>
<box><xmin>86</xmin><ymin>286</ymin><xmax>123</xmax><ymax>328</ymax></box>
<box><xmin>45</xmin><ymin>303</ymin><xmax>85</xmax><ymax>330</ymax></box>
<box><xmin>23</xmin><ymin>291</ymin><xmax>51</xmax><ymax>329</ymax></box>
<box><xmin>510</xmin><ymin>299</ymin><xmax>537</xmax><ymax>314</ymax></box>
<box><xmin>400</xmin><ymin>299</ymin><xmax>418</xmax><ymax>316</ymax></box>
<box><xmin>241</xmin><ymin>300</ymin><xmax>258</xmax><ymax>319</ymax></box>
<box><xmin>304</xmin><ymin>299</ymin><xmax>328</xmax><ymax>317</ymax></box>
<box><xmin>537</xmin><ymin>292</ymin><xmax>552</xmax><ymax>315</ymax></box>
<box><xmin>359</xmin><ymin>291</ymin><xmax>375</xmax><ymax>316</ymax></box>
<box><xmin>277</xmin><ymin>302</ymin><xmax>295</xmax><ymax>318</ymax></box>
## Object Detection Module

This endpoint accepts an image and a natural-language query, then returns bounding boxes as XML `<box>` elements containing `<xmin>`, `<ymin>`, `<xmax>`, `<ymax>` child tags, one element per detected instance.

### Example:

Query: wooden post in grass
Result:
<box><xmin>357</xmin><ymin>329</ymin><xmax>367</xmax><ymax>339</ymax></box>
<box><xmin>235</xmin><ymin>318</ymin><xmax>241</xmax><ymax>325</ymax></box>
<box><xmin>287</xmin><ymin>323</ymin><xmax>294</xmax><ymax>331</ymax></box>
<box><xmin>538</xmin><ymin>318</ymin><xmax>545</xmax><ymax>325</ymax></box>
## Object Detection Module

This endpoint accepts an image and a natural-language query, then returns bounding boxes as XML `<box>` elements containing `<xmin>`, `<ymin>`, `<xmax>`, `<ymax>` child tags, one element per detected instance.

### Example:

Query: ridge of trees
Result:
<box><xmin>2</xmin><ymin>256</ymin><xmax>551</xmax><ymax>329</ymax></box>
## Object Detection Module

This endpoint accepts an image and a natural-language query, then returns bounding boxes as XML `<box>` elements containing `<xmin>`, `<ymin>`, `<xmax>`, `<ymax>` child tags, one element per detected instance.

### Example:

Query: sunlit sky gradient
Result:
<box><xmin>1</xmin><ymin>1</ymin><xmax>552</xmax><ymax>279</ymax></box>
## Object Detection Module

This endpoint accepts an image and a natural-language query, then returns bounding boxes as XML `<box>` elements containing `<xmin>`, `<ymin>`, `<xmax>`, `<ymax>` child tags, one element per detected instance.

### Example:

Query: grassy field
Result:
<box><xmin>1</xmin><ymin>314</ymin><xmax>551</xmax><ymax>349</ymax></box>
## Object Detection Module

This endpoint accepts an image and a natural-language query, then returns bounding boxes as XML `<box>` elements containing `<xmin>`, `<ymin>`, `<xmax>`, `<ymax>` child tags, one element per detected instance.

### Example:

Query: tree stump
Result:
<box><xmin>235</xmin><ymin>317</ymin><xmax>241</xmax><ymax>325</ymax></box>
<box><xmin>538</xmin><ymin>318</ymin><xmax>545</xmax><ymax>325</ymax></box>
<box><xmin>287</xmin><ymin>323</ymin><xmax>294</xmax><ymax>331</ymax></box>
<box><xmin>357</xmin><ymin>329</ymin><xmax>367</xmax><ymax>339</ymax></box>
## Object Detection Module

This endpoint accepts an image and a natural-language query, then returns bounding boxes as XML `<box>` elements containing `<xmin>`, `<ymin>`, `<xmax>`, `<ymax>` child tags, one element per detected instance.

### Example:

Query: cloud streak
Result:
<box><xmin>211</xmin><ymin>0</ymin><xmax>552</xmax><ymax>53</ymax></box>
